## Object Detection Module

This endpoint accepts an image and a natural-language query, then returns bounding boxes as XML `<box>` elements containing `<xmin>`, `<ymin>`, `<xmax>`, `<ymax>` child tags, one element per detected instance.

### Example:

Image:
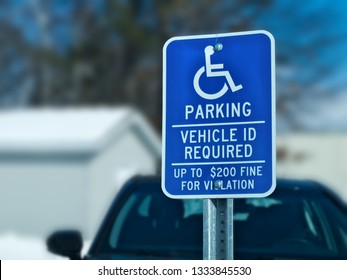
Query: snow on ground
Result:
<box><xmin>0</xmin><ymin>231</ymin><xmax>90</xmax><ymax>260</ymax></box>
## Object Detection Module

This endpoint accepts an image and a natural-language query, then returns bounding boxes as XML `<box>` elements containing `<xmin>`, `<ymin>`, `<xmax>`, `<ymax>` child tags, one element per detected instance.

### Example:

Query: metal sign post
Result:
<box><xmin>203</xmin><ymin>198</ymin><xmax>233</xmax><ymax>260</ymax></box>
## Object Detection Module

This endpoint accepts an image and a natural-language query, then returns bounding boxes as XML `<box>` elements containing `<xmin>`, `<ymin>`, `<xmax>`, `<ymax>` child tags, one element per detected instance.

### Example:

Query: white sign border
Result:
<box><xmin>162</xmin><ymin>30</ymin><xmax>276</xmax><ymax>199</ymax></box>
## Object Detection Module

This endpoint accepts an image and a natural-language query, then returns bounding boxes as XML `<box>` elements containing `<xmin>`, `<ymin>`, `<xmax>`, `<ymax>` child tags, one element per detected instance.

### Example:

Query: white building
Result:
<box><xmin>0</xmin><ymin>107</ymin><xmax>161</xmax><ymax>239</ymax></box>
<box><xmin>277</xmin><ymin>133</ymin><xmax>347</xmax><ymax>202</ymax></box>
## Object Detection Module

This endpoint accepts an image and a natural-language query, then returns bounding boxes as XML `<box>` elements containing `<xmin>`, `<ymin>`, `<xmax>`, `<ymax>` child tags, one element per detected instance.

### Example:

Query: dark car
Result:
<box><xmin>47</xmin><ymin>176</ymin><xmax>347</xmax><ymax>259</ymax></box>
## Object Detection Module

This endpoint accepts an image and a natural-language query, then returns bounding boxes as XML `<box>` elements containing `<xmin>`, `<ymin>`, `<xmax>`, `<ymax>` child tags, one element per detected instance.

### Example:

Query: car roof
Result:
<box><xmin>128</xmin><ymin>175</ymin><xmax>323</xmax><ymax>191</ymax></box>
<box><xmin>276</xmin><ymin>178</ymin><xmax>322</xmax><ymax>190</ymax></box>
<box><xmin>122</xmin><ymin>175</ymin><xmax>345</xmax><ymax>210</ymax></box>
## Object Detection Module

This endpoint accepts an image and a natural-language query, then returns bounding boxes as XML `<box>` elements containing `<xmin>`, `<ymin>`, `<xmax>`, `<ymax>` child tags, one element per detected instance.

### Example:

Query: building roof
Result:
<box><xmin>0</xmin><ymin>107</ymin><xmax>161</xmax><ymax>156</ymax></box>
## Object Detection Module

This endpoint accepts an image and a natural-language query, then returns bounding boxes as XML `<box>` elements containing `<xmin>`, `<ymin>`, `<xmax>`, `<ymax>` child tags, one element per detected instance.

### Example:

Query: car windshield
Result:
<box><xmin>234</xmin><ymin>189</ymin><xmax>347</xmax><ymax>259</ymax></box>
<box><xmin>108</xmin><ymin>187</ymin><xmax>203</xmax><ymax>258</ymax></box>
<box><xmin>105</xmin><ymin>182</ymin><xmax>347</xmax><ymax>259</ymax></box>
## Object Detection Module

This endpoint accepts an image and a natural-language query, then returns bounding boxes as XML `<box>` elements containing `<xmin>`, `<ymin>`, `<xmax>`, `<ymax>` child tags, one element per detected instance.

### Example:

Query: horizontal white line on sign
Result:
<box><xmin>172</xmin><ymin>120</ymin><xmax>265</xmax><ymax>128</ymax></box>
<box><xmin>171</xmin><ymin>160</ymin><xmax>266</xmax><ymax>166</ymax></box>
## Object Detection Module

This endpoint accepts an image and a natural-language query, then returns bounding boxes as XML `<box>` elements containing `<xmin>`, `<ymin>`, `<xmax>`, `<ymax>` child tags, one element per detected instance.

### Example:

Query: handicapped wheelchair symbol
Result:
<box><xmin>193</xmin><ymin>45</ymin><xmax>243</xmax><ymax>100</ymax></box>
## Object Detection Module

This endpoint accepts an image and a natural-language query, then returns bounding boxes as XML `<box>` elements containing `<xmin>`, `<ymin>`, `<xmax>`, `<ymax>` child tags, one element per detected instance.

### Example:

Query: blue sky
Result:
<box><xmin>255</xmin><ymin>0</ymin><xmax>347</xmax><ymax>91</ymax></box>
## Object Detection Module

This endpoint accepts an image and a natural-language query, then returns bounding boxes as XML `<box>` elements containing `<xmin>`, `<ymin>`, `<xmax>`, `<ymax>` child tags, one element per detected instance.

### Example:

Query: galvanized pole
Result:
<box><xmin>203</xmin><ymin>198</ymin><xmax>234</xmax><ymax>260</ymax></box>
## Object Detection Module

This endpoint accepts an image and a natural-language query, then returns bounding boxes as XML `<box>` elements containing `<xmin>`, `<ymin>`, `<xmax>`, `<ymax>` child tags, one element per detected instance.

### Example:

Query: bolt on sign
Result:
<box><xmin>162</xmin><ymin>30</ymin><xmax>276</xmax><ymax>199</ymax></box>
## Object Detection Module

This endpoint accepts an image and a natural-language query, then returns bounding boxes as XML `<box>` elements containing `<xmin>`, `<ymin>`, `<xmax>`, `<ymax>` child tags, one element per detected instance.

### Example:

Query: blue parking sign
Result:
<box><xmin>162</xmin><ymin>30</ymin><xmax>276</xmax><ymax>199</ymax></box>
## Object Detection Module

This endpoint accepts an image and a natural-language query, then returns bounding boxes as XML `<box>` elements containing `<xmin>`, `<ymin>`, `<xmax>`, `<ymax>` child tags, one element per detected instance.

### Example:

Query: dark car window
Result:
<box><xmin>100</xmin><ymin>179</ymin><xmax>347</xmax><ymax>259</ymax></box>
<box><xmin>234</xmin><ymin>196</ymin><xmax>330</xmax><ymax>252</ymax></box>
<box><xmin>233</xmin><ymin>188</ymin><xmax>347</xmax><ymax>259</ymax></box>
<box><xmin>108</xmin><ymin>189</ymin><xmax>203</xmax><ymax>258</ymax></box>
<box><xmin>316</xmin><ymin>196</ymin><xmax>347</xmax><ymax>253</ymax></box>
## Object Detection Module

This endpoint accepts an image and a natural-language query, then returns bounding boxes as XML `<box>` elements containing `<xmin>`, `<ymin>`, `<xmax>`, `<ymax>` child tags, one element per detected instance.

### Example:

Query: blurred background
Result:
<box><xmin>1</xmin><ymin>0</ymin><xmax>347</xmax><ymax>259</ymax></box>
